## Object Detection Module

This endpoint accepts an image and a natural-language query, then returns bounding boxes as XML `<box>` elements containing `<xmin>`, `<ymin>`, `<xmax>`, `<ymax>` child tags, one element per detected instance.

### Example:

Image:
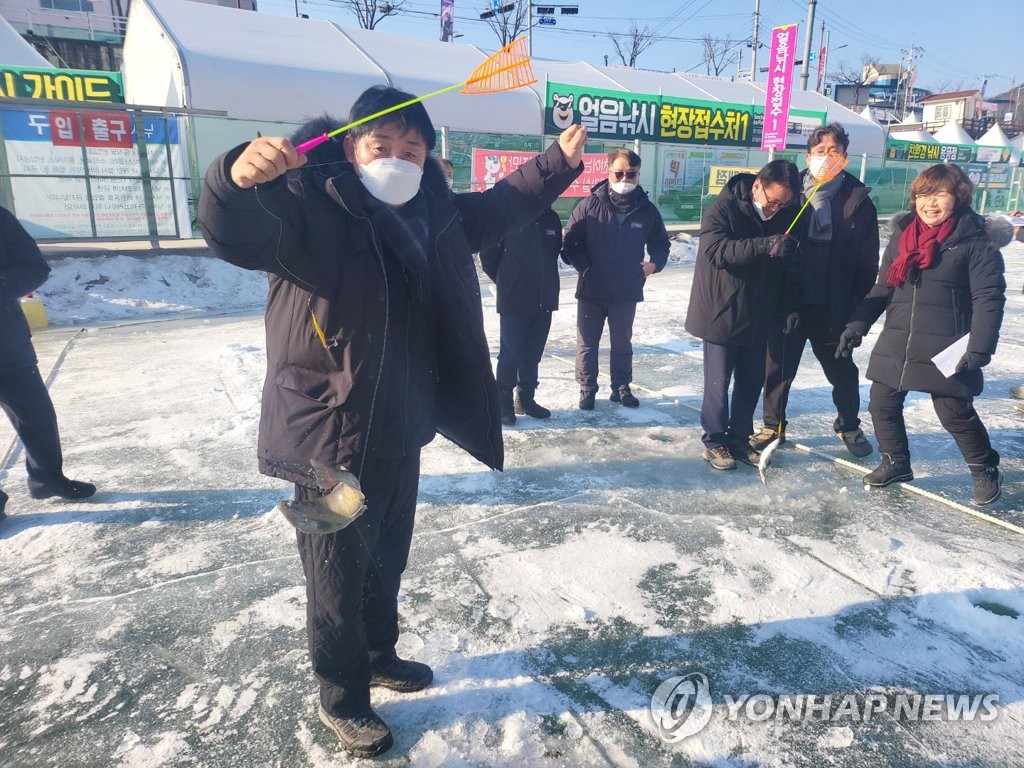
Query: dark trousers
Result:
<box><xmin>869</xmin><ymin>381</ymin><xmax>998</xmax><ymax>467</ymax></box>
<box><xmin>496</xmin><ymin>311</ymin><xmax>553</xmax><ymax>392</ymax></box>
<box><xmin>701</xmin><ymin>339</ymin><xmax>767</xmax><ymax>448</ymax></box>
<box><xmin>576</xmin><ymin>299</ymin><xmax>637</xmax><ymax>394</ymax></box>
<box><xmin>295</xmin><ymin>449</ymin><xmax>420</xmax><ymax>717</ymax></box>
<box><xmin>763</xmin><ymin>305</ymin><xmax>862</xmax><ymax>433</ymax></box>
<box><xmin>0</xmin><ymin>364</ymin><xmax>65</xmax><ymax>493</ymax></box>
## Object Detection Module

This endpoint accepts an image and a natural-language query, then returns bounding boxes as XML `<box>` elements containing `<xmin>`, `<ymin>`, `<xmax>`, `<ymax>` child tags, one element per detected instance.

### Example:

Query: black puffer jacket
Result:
<box><xmin>200</xmin><ymin>119</ymin><xmax>581</xmax><ymax>485</ymax></box>
<box><xmin>479</xmin><ymin>207</ymin><xmax>562</xmax><ymax>314</ymax></box>
<box><xmin>560</xmin><ymin>180</ymin><xmax>670</xmax><ymax>303</ymax></box>
<box><xmin>0</xmin><ymin>205</ymin><xmax>49</xmax><ymax>371</ymax></box>
<box><xmin>798</xmin><ymin>170</ymin><xmax>880</xmax><ymax>337</ymax></box>
<box><xmin>684</xmin><ymin>174</ymin><xmax>800</xmax><ymax>345</ymax></box>
<box><xmin>848</xmin><ymin>210</ymin><xmax>1006</xmax><ymax>397</ymax></box>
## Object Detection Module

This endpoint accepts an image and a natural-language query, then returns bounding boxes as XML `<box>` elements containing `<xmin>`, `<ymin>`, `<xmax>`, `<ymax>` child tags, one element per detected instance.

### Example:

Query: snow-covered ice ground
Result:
<box><xmin>1</xmin><ymin>232</ymin><xmax>1023</xmax><ymax>767</ymax></box>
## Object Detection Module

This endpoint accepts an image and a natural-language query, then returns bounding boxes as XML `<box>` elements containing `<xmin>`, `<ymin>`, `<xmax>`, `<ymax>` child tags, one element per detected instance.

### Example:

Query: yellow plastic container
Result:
<box><xmin>20</xmin><ymin>293</ymin><xmax>48</xmax><ymax>330</ymax></box>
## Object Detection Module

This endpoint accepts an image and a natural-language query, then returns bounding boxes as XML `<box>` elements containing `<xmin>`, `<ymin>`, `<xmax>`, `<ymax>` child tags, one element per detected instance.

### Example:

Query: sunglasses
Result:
<box><xmin>611</xmin><ymin>170</ymin><xmax>639</xmax><ymax>180</ymax></box>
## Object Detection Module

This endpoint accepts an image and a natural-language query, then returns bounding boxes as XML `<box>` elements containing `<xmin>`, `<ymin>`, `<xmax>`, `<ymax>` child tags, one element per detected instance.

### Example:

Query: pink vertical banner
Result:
<box><xmin>761</xmin><ymin>23</ymin><xmax>798</xmax><ymax>152</ymax></box>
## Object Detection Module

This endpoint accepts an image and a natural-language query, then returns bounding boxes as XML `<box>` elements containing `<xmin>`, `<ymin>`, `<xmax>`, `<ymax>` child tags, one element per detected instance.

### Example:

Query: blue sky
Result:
<box><xmin>256</xmin><ymin>0</ymin><xmax>1022</xmax><ymax>96</ymax></box>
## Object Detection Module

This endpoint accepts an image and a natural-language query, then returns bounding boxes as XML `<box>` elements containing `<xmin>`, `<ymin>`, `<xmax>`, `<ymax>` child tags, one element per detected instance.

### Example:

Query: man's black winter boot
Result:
<box><xmin>969</xmin><ymin>464</ymin><xmax>1002</xmax><ymax>505</ymax></box>
<box><xmin>515</xmin><ymin>388</ymin><xmax>551</xmax><ymax>419</ymax></box>
<box><xmin>609</xmin><ymin>385</ymin><xmax>640</xmax><ymax>408</ymax></box>
<box><xmin>863</xmin><ymin>454</ymin><xmax>914</xmax><ymax>488</ymax></box>
<box><xmin>0</xmin><ymin>489</ymin><xmax>8</xmax><ymax>521</ymax></box>
<box><xmin>371</xmin><ymin>657</ymin><xmax>434</xmax><ymax>692</ymax></box>
<box><xmin>318</xmin><ymin>706</ymin><xmax>393</xmax><ymax>758</ymax></box>
<box><xmin>498</xmin><ymin>389</ymin><xmax>516</xmax><ymax>426</ymax></box>
<box><xmin>579</xmin><ymin>391</ymin><xmax>596</xmax><ymax>410</ymax></box>
<box><xmin>29</xmin><ymin>477</ymin><xmax>96</xmax><ymax>501</ymax></box>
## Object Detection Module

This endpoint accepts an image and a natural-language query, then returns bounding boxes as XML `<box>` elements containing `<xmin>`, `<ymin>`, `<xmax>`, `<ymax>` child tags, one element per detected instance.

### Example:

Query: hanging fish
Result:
<box><xmin>757</xmin><ymin>434</ymin><xmax>784</xmax><ymax>485</ymax></box>
<box><xmin>275</xmin><ymin>459</ymin><xmax>366</xmax><ymax>534</ymax></box>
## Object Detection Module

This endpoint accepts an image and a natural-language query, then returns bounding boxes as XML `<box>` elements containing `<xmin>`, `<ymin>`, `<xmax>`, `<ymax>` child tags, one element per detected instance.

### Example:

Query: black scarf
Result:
<box><xmin>365</xmin><ymin>191</ymin><xmax>431</xmax><ymax>304</ymax></box>
<box><xmin>608</xmin><ymin>188</ymin><xmax>638</xmax><ymax>214</ymax></box>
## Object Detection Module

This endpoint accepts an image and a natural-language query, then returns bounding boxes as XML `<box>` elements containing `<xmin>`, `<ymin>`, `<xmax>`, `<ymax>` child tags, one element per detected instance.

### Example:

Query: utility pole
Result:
<box><xmin>799</xmin><ymin>0</ymin><xmax>816</xmax><ymax>90</ymax></box>
<box><xmin>750</xmin><ymin>0</ymin><xmax>760</xmax><ymax>84</ymax></box>
<box><xmin>528</xmin><ymin>1</ymin><xmax>533</xmax><ymax>56</ymax></box>
<box><xmin>902</xmin><ymin>41</ymin><xmax>918</xmax><ymax>120</ymax></box>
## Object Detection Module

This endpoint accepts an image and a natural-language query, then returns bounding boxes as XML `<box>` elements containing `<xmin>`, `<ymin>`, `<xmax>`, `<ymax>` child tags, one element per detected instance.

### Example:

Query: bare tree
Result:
<box><xmin>480</xmin><ymin>3</ymin><xmax>529</xmax><ymax>47</ymax></box>
<box><xmin>929</xmin><ymin>79</ymin><xmax>968</xmax><ymax>95</ymax></box>
<box><xmin>608</xmin><ymin>23</ymin><xmax>656</xmax><ymax>68</ymax></box>
<box><xmin>701</xmin><ymin>34</ymin><xmax>739</xmax><ymax>76</ymax></box>
<box><xmin>831</xmin><ymin>56</ymin><xmax>876</xmax><ymax>108</ymax></box>
<box><xmin>339</xmin><ymin>0</ymin><xmax>405</xmax><ymax>30</ymax></box>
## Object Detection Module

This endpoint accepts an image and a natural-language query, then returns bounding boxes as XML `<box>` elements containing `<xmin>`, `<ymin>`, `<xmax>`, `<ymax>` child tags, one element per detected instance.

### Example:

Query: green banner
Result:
<box><xmin>0</xmin><ymin>66</ymin><xmax>123</xmax><ymax>104</ymax></box>
<box><xmin>544</xmin><ymin>81</ymin><xmax>824</xmax><ymax>149</ymax></box>
<box><xmin>886</xmin><ymin>139</ymin><xmax>975</xmax><ymax>164</ymax></box>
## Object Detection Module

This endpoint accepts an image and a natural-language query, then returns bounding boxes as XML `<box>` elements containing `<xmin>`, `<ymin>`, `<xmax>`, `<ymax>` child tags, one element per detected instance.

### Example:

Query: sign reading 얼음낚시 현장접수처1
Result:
<box><xmin>761</xmin><ymin>23</ymin><xmax>798</xmax><ymax>152</ymax></box>
<box><xmin>544</xmin><ymin>82</ymin><xmax>825</xmax><ymax>150</ymax></box>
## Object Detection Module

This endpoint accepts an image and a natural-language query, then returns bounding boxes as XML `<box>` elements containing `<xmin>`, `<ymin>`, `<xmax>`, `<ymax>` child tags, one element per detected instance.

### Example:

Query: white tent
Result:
<box><xmin>932</xmin><ymin>117</ymin><xmax>976</xmax><ymax>146</ymax></box>
<box><xmin>899</xmin><ymin>111</ymin><xmax>921</xmax><ymax>125</ymax></box>
<box><xmin>976</xmin><ymin>122</ymin><xmax>1013</xmax><ymax>148</ymax></box>
<box><xmin>123</xmin><ymin>0</ymin><xmax>884</xmax><ymax>154</ymax></box>
<box><xmin>0</xmin><ymin>16</ymin><xmax>54</xmax><ymax>68</ymax></box>
<box><xmin>889</xmin><ymin>129</ymin><xmax>937</xmax><ymax>143</ymax></box>
<box><xmin>1012</xmin><ymin>133</ymin><xmax>1024</xmax><ymax>162</ymax></box>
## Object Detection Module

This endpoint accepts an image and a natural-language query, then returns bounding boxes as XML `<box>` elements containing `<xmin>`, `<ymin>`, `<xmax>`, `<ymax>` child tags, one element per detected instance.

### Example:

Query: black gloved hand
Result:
<box><xmin>783</xmin><ymin>311</ymin><xmax>801</xmax><ymax>335</ymax></box>
<box><xmin>767</xmin><ymin>233</ymin><xmax>798</xmax><ymax>260</ymax></box>
<box><xmin>955</xmin><ymin>351</ymin><xmax>991</xmax><ymax>373</ymax></box>
<box><xmin>835</xmin><ymin>327</ymin><xmax>863</xmax><ymax>358</ymax></box>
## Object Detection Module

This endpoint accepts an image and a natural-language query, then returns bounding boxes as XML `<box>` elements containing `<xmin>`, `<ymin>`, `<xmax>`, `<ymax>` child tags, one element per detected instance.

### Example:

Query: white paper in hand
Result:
<box><xmin>932</xmin><ymin>334</ymin><xmax>969</xmax><ymax>378</ymax></box>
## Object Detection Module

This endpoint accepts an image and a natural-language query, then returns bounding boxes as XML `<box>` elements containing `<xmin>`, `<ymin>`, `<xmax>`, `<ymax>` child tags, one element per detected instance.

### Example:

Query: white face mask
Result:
<box><xmin>610</xmin><ymin>181</ymin><xmax>637</xmax><ymax>195</ymax></box>
<box><xmin>357</xmin><ymin>158</ymin><xmax>423</xmax><ymax>206</ymax></box>
<box><xmin>752</xmin><ymin>198</ymin><xmax>775</xmax><ymax>221</ymax></box>
<box><xmin>807</xmin><ymin>154</ymin><xmax>830</xmax><ymax>181</ymax></box>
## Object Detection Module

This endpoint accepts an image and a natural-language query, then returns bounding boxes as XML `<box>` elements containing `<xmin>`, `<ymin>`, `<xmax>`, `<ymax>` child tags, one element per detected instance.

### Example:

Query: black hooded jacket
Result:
<box><xmin>479</xmin><ymin>207</ymin><xmax>563</xmax><ymax>314</ymax></box>
<box><xmin>684</xmin><ymin>174</ymin><xmax>800</xmax><ymax>346</ymax></box>
<box><xmin>0</xmin><ymin>205</ymin><xmax>49</xmax><ymax>372</ymax></box>
<box><xmin>848</xmin><ymin>209</ymin><xmax>1007</xmax><ymax>398</ymax></box>
<box><xmin>200</xmin><ymin>118</ymin><xmax>582</xmax><ymax>486</ymax></box>
<box><xmin>560</xmin><ymin>180</ymin><xmax>670</xmax><ymax>304</ymax></box>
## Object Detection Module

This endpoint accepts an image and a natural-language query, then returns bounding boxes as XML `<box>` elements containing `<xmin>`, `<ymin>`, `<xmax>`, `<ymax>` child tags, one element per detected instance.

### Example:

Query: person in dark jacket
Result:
<box><xmin>684</xmin><ymin>160</ymin><xmax>801</xmax><ymax>470</ymax></box>
<box><xmin>752</xmin><ymin>124</ymin><xmax>880</xmax><ymax>458</ymax></box>
<box><xmin>837</xmin><ymin>163</ymin><xmax>1007</xmax><ymax>505</ymax></box>
<box><xmin>479</xmin><ymin>206</ymin><xmax>563</xmax><ymax>424</ymax></box>
<box><xmin>199</xmin><ymin>86</ymin><xmax>585</xmax><ymax>758</ymax></box>
<box><xmin>0</xmin><ymin>205</ymin><xmax>96</xmax><ymax>521</ymax></box>
<box><xmin>561</xmin><ymin>148</ymin><xmax>670</xmax><ymax>409</ymax></box>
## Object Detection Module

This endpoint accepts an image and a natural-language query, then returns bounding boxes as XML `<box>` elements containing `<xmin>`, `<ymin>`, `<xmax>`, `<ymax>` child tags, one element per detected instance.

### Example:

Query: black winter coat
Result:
<box><xmin>479</xmin><ymin>207</ymin><xmax>562</xmax><ymax>314</ymax></box>
<box><xmin>797</xmin><ymin>170</ymin><xmax>880</xmax><ymax>337</ymax></box>
<box><xmin>560</xmin><ymin>180</ymin><xmax>670</xmax><ymax>304</ymax></box>
<box><xmin>200</xmin><ymin>120</ymin><xmax>582</xmax><ymax>486</ymax></box>
<box><xmin>848</xmin><ymin>210</ymin><xmax>1006</xmax><ymax>398</ymax></box>
<box><xmin>684</xmin><ymin>174</ymin><xmax>800</xmax><ymax>346</ymax></box>
<box><xmin>0</xmin><ymin>205</ymin><xmax>49</xmax><ymax>371</ymax></box>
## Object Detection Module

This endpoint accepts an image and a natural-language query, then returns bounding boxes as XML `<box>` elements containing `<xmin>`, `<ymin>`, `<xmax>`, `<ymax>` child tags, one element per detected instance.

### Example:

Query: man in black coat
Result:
<box><xmin>684</xmin><ymin>160</ymin><xmax>801</xmax><ymax>470</ymax></box>
<box><xmin>200</xmin><ymin>86</ymin><xmax>585</xmax><ymax>758</ymax></box>
<box><xmin>480</xmin><ymin>206</ymin><xmax>563</xmax><ymax>424</ymax></box>
<box><xmin>561</xmin><ymin>149</ymin><xmax>671</xmax><ymax>409</ymax></box>
<box><xmin>752</xmin><ymin>124</ymin><xmax>880</xmax><ymax>458</ymax></box>
<box><xmin>0</xmin><ymin>205</ymin><xmax>96</xmax><ymax>521</ymax></box>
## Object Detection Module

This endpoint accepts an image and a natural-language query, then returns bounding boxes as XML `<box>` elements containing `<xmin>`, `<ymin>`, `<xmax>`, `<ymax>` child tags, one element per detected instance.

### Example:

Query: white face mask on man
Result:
<box><xmin>807</xmin><ymin>154</ymin><xmax>830</xmax><ymax>181</ymax></box>
<box><xmin>357</xmin><ymin>158</ymin><xmax>423</xmax><ymax>206</ymax></box>
<box><xmin>752</xmin><ymin>198</ymin><xmax>775</xmax><ymax>221</ymax></box>
<box><xmin>610</xmin><ymin>181</ymin><xmax>637</xmax><ymax>195</ymax></box>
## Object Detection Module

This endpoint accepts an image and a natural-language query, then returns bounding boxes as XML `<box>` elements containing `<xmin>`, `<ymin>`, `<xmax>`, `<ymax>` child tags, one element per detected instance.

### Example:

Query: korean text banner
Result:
<box><xmin>761</xmin><ymin>24</ymin><xmax>798</xmax><ymax>152</ymax></box>
<box><xmin>886</xmin><ymin>139</ymin><xmax>977</xmax><ymax>164</ymax></box>
<box><xmin>472</xmin><ymin>148</ymin><xmax>607</xmax><ymax>196</ymax></box>
<box><xmin>0</xmin><ymin>66</ymin><xmax>124</xmax><ymax>104</ymax></box>
<box><xmin>544</xmin><ymin>82</ymin><xmax>820</xmax><ymax>149</ymax></box>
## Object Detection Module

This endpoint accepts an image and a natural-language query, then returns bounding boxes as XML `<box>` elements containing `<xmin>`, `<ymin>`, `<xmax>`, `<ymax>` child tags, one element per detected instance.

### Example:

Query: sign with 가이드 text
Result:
<box><xmin>0</xmin><ymin>66</ymin><xmax>123</xmax><ymax>104</ymax></box>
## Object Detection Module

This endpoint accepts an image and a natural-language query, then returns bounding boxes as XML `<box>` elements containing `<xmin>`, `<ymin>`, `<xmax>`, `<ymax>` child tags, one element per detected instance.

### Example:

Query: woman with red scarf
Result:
<box><xmin>835</xmin><ymin>164</ymin><xmax>1008</xmax><ymax>505</ymax></box>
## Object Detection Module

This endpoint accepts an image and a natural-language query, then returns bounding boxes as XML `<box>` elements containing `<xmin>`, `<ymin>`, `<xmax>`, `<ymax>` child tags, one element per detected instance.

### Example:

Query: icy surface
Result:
<box><xmin>1</xmin><ymin>232</ymin><xmax>1023</xmax><ymax>766</ymax></box>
